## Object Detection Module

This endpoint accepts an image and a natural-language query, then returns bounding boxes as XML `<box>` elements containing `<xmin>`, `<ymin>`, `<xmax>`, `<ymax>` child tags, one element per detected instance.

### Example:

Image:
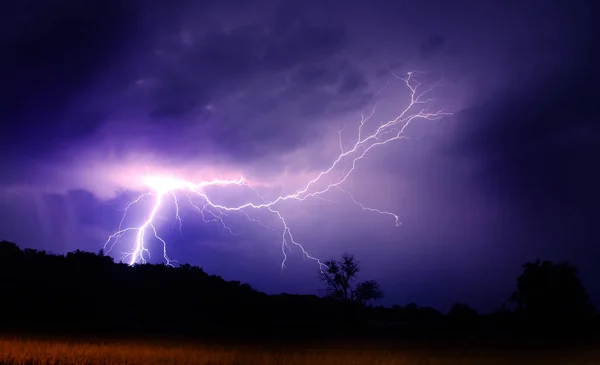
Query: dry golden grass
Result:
<box><xmin>0</xmin><ymin>337</ymin><xmax>598</xmax><ymax>365</ymax></box>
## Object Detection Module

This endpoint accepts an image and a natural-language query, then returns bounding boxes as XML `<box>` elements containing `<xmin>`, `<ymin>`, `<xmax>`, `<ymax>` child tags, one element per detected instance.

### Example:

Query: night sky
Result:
<box><xmin>1</xmin><ymin>0</ymin><xmax>598</xmax><ymax>312</ymax></box>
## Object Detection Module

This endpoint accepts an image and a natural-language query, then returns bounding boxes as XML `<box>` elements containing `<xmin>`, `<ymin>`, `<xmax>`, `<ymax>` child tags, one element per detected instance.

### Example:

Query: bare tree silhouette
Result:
<box><xmin>318</xmin><ymin>253</ymin><xmax>383</xmax><ymax>305</ymax></box>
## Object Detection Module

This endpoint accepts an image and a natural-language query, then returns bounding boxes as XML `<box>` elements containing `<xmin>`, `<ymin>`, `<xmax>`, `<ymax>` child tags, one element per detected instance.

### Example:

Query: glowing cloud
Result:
<box><xmin>103</xmin><ymin>72</ymin><xmax>451</xmax><ymax>270</ymax></box>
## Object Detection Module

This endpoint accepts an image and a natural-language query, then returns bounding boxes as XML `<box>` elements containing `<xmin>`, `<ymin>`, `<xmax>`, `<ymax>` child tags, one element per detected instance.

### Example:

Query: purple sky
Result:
<box><xmin>1</xmin><ymin>0</ymin><xmax>598</xmax><ymax>312</ymax></box>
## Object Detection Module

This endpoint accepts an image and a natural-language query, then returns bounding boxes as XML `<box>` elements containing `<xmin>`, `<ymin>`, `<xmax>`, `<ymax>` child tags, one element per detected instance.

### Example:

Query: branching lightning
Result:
<box><xmin>104</xmin><ymin>72</ymin><xmax>451</xmax><ymax>270</ymax></box>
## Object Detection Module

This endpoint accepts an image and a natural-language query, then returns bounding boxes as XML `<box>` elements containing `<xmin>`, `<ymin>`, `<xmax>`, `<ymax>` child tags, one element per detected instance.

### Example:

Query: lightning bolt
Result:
<box><xmin>104</xmin><ymin>72</ymin><xmax>451</xmax><ymax>270</ymax></box>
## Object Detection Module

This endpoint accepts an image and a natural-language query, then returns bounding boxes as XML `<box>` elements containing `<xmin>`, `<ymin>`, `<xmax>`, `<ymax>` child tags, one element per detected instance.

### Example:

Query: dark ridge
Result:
<box><xmin>0</xmin><ymin>240</ymin><xmax>598</xmax><ymax>348</ymax></box>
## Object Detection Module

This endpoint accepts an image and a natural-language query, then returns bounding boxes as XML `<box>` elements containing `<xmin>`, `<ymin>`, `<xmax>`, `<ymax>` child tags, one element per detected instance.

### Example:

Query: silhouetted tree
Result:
<box><xmin>318</xmin><ymin>253</ymin><xmax>383</xmax><ymax>305</ymax></box>
<box><xmin>319</xmin><ymin>253</ymin><xmax>359</xmax><ymax>300</ymax></box>
<box><xmin>509</xmin><ymin>259</ymin><xmax>594</xmax><ymax>328</ymax></box>
<box><xmin>353</xmin><ymin>280</ymin><xmax>383</xmax><ymax>306</ymax></box>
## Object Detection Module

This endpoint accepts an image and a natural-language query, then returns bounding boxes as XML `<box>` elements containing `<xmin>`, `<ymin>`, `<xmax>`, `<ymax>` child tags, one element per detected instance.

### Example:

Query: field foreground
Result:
<box><xmin>0</xmin><ymin>337</ymin><xmax>599</xmax><ymax>365</ymax></box>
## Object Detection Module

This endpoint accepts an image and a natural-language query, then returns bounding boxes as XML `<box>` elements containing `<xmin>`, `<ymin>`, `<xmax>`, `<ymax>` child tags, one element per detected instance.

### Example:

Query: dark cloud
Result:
<box><xmin>126</xmin><ymin>20</ymin><xmax>374</xmax><ymax>164</ymax></box>
<box><xmin>456</xmin><ymin>50</ymin><xmax>599</xmax><ymax>195</ymax></box>
<box><xmin>447</xmin><ymin>21</ymin><xmax>600</xmax><ymax>269</ymax></box>
<box><xmin>0</xmin><ymin>0</ymin><xmax>362</xmax><ymax>175</ymax></box>
<box><xmin>338</xmin><ymin>72</ymin><xmax>369</xmax><ymax>95</ymax></box>
<box><xmin>292</xmin><ymin>63</ymin><xmax>340</xmax><ymax>87</ymax></box>
<box><xmin>418</xmin><ymin>35</ymin><xmax>447</xmax><ymax>60</ymax></box>
<box><xmin>149</xmin><ymin>21</ymin><xmax>347</xmax><ymax>118</ymax></box>
<box><xmin>0</xmin><ymin>0</ymin><xmax>134</xmax><ymax>143</ymax></box>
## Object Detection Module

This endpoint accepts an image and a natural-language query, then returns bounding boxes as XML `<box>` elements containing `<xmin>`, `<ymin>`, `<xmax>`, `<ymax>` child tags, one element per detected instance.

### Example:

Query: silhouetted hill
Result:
<box><xmin>0</xmin><ymin>241</ymin><xmax>358</xmax><ymax>339</ymax></box>
<box><xmin>0</xmin><ymin>240</ymin><xmax>598</xmax><ymax>343</ymax></box>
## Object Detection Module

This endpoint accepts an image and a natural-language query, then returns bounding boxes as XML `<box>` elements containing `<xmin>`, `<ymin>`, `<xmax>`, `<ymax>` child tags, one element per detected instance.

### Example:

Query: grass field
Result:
<box><xmin>0</xmin><ymin>337</ymin><xmax>598</xmax><ymax>365</ymax></box>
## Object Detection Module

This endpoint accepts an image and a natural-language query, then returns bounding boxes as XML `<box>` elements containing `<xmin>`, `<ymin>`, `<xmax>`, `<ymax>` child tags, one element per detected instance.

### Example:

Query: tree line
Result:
<box><xmin>0</xmin><ymin>240</ymin><xmax>597</xmax><ymax>341</ymax></box>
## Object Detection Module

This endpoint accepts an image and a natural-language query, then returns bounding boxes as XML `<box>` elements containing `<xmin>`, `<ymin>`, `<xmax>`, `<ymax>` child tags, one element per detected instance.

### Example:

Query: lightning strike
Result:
<box><xmin>104</xmin><ymin>72</ymin><xmax>451</xmax><ymax>270</ymax></box>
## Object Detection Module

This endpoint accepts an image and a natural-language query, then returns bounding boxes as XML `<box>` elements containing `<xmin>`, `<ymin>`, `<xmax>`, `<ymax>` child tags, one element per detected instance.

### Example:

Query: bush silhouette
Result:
<box><xmin>509</xmin><ymin>259</ymin><xmax>595</xmax><ymax>334</ymax></box>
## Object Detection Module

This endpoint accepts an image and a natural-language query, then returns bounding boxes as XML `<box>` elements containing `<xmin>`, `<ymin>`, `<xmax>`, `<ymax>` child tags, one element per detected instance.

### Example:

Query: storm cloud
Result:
<box><xmin>1</xmin><ymin>0</ymin><xmax>597</xmax><ymax>311</ymax></box>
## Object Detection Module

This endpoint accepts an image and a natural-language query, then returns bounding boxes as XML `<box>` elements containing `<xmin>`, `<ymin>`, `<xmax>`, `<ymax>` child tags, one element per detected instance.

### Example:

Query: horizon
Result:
<box><xmin>2</xmin><ymin>239</ymin><xmax>591</xmax><ymax>315</ymax></box>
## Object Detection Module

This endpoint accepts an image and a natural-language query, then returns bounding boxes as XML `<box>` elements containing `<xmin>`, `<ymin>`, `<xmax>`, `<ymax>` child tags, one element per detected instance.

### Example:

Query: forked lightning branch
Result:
<box><xmin>103</xmin><ymin>72</ymin><xmax>451</xmax><ymax>270</ymax></box>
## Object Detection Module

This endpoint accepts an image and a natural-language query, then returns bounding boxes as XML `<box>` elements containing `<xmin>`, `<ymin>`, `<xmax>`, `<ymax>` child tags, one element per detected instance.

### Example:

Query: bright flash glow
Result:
<box><xmin>104</xmin><ymin>72</ymin><xmax>451</xmax><ymax>270</ymax></box>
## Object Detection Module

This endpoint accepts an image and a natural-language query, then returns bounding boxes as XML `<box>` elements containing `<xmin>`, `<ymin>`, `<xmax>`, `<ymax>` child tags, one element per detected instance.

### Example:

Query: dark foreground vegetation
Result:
<box><xmin>1</xmin><ymin>239</ymin><xmax>599</xmax><ymax>364</ymax></box>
